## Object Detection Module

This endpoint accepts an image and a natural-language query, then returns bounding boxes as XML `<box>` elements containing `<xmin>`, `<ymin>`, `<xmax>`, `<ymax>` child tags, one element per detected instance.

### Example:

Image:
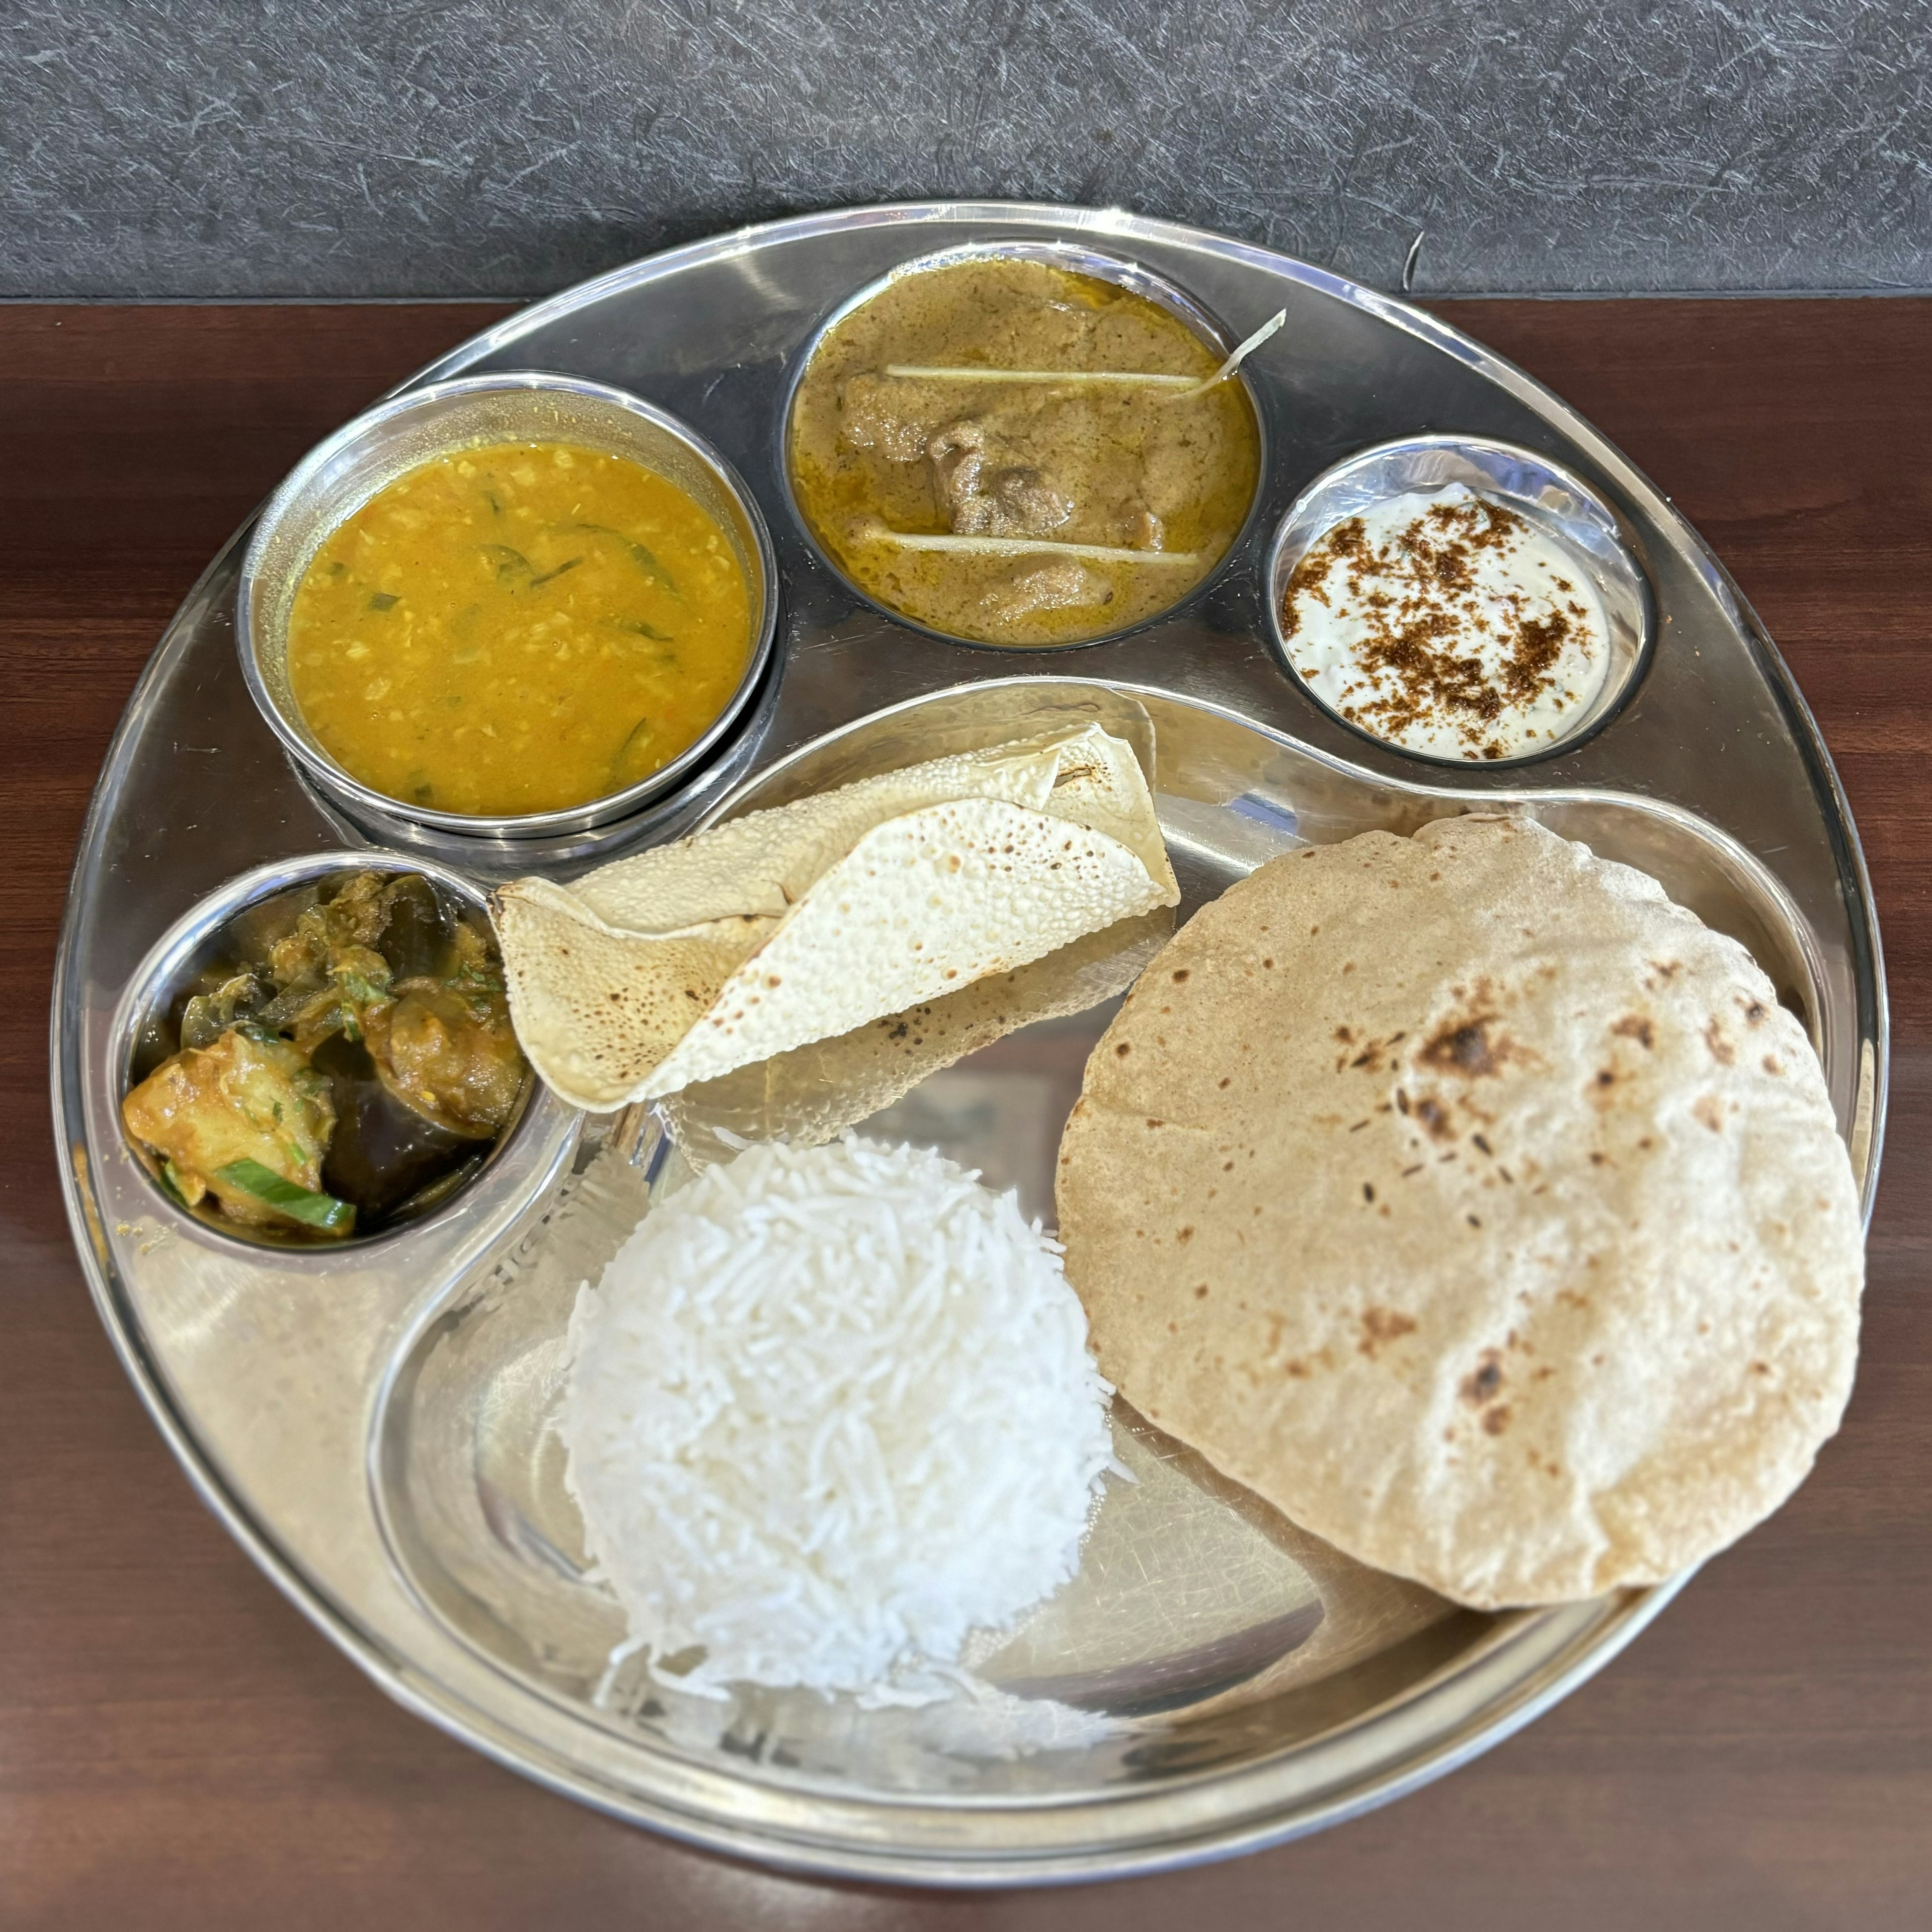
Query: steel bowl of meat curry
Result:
<box><xmin>239</xmin><ymin>372</ymin><xmax>778</xmax><ymax>842</ymax></box>
<box><xmin>785</xmin><ymin>244</ymin><xmax>1266</xmax><ymax>648</ymax></box>
<box><xmin>117</xmin><ymin>853</ymin><xmax>556</xmax><ymax>1249</ymax></box>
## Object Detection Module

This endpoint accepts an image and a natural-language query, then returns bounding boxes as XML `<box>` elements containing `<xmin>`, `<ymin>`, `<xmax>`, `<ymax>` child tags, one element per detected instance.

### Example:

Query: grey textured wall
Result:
<box><xmin>6</xmin><ymin>0</ymin><xmax>1928</xmax><ymax>299</ymax></box>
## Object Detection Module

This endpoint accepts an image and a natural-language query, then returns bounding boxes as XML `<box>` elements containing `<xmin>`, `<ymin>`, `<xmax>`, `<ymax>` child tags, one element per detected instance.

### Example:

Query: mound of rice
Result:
<box><xmin>559</xmin><ymin>1136</ymin><xmax>1116</xmax><ymax>1699</ymax></box>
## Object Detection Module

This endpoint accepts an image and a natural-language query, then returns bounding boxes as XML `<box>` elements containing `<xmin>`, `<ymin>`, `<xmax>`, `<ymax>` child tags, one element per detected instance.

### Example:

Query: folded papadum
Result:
<box><xmin>493</xmin><ymin>723</ymin><xmax>1178</xmax><ymax>1110</ymax></box>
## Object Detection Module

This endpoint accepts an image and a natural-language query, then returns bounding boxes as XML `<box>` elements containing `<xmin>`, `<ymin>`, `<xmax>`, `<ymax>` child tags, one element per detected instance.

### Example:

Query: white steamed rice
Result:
<box><xmin>559</xmin><ymin>1136</ymin><xmax>1116</xmax><ymax>1700</ymax></box>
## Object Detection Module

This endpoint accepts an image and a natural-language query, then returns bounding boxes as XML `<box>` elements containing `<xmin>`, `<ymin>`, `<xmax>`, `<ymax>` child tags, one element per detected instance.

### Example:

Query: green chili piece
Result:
<box><xmin>213</xmin><ymin>1159</ymin><xmax>356</xmax><ymax>1234</ymax></box>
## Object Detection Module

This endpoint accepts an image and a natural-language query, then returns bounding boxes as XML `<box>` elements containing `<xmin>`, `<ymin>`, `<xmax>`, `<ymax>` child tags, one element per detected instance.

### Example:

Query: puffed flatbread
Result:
<box><xmin>1057</xmin><ymin>815</ymin><xmax>1864</xmax><ymax>1607</ymax></box>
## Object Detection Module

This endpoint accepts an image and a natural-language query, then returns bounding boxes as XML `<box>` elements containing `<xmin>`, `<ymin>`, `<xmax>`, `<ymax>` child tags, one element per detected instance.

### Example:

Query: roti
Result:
<box><xmin>1056</xmin><ymin>815</ymin><xmax>1864</xmax><ymax>1608</ymax></box>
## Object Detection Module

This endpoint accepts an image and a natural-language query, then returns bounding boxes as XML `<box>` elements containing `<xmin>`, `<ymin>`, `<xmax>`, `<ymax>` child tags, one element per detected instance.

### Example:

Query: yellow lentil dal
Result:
<box><xmin>287</xmin><ymin>440</ymin><xmax>752</xmax><ymax>817</ymax></box>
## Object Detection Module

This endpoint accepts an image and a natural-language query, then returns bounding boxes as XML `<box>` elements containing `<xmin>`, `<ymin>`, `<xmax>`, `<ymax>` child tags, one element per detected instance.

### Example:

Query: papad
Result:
<box><xmin>495</xmin><ymin>724</ymin><xmax>1177</xmax><ymax>1108</ymax></box>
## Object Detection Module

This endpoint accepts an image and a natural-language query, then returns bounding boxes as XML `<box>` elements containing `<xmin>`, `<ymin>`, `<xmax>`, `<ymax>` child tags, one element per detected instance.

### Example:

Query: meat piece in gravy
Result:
<box><xmin>928</xmin><ymin>420</ymin><xmax>1073</xmax><ymax>538</ymax></box>
<box><xmin>981</xmin><ymin>560</ymin><xmax>1113</xmax><ymax>623</ymax></box>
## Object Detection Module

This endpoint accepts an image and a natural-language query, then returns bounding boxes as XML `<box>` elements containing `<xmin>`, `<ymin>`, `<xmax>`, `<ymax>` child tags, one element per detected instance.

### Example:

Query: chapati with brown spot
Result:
<box><xmin>1056</xmin><ymin>815</ymin><xmax>1864</xmax><ymax>1608</ymax></box>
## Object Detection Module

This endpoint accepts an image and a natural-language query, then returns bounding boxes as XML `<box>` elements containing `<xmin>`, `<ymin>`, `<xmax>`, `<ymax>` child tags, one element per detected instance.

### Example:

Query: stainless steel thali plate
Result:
<box><xmin>51</xmin><ymin>202</ymin><xmax>1885</xmax><ymax>1886</ymax></box>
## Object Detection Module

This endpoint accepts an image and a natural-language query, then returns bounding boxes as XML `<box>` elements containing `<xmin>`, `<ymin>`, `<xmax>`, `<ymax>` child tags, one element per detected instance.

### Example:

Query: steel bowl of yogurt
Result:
<box><xmin>1265</xmin><ymin>436</ymin><xmax>1653</xmax><ymax>765</ymax></box>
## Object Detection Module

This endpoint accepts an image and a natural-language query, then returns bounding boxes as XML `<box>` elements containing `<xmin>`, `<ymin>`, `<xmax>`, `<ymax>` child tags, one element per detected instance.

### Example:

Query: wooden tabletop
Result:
<box><xmin>3</xmin><ymin>298</ymin><xmax>1926</xmax><ymax>1930</ymax></box>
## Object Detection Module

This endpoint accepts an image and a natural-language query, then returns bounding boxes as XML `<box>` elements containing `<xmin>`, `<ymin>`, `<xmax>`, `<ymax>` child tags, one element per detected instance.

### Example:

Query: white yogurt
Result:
<box><xmin>1280</xmin><ymin>482</ymin><xmax>1611</xmax><ymax>760</ymax></box>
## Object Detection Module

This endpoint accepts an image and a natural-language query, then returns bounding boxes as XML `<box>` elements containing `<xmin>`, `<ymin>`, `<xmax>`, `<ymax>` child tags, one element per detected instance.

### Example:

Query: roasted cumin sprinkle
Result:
<box><xmin>1281</xmin><ymin>486</ymin><xmax>1607</xmax><ymax>760</ymax></box>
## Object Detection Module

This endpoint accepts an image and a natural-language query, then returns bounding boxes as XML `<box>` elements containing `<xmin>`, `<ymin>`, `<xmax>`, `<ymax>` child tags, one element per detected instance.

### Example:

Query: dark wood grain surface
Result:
<box><xmin>2</xmin><ymin>300</ymin><xmax>1926</xmax><ymax>1930</ymax></box>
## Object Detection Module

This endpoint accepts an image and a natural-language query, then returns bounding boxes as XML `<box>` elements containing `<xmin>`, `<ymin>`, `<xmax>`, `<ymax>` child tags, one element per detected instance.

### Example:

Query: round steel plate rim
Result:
<box><xmin>127</xmin><ymin>1272</ymin><xmax>1688</xmax><ymax>1895</ymax></box>
<box><xmin>1692</xmin><ymin>549</ymin><xmax>1889</xmax><ymax>1177</ymax></box>
<box><xmin>369</xmin><ymin>1579</ymin><xmax>1689</xmax><ymax>1890</ymax></box>
<box><xmin>1258</xmin><ymin>431</ymin><xmax>1657</xmax><ymax>772</ymax></box>
<box><xmin>107</xmin><ymin>846</ymin><xmax>570</xmax><ymax>1264</ymax></box>
<box><xmin>236</xmin><ymin>368</ymin><xmax>781</xmax><ymax>843</ymax></box>
<box><xmin>47</xmin><ymin>200</ymin><xmax>1889</xmax><ymax>1886</ymax></box>
<box><xmin>771</xmin><ymin>234</ymin><xmax>1270</xmax><ymax>657</ymax></box>
<box><xmin>41</xmin><ymin>1364</ymin><xmax>1675</xmax><ymax>1900</ymax></box>
<box><xmin>400</xmin><ymin>200</ymin><xmax>1419</xmax><ymax>406</ymax></box>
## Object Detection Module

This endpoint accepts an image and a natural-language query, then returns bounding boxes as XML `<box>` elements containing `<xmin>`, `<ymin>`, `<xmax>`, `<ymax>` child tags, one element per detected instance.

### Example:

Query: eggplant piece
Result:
<box><xmin>362</xmin><ymin>980</ymin><xmax>526</xmax><ymax>1140</ymax></box>
<box><xmin>309</xmin><ymin>1030</ymin><xmax>478</xmax><ymax>1221</ymax></box>
<box><xmin>358</xmin><ymin>911</ymin><xmax>525</xmax><ymax>1141</ymax></box>
<box><xmin>375</xmin><ymin>872</ymin><xmax>452</xmax><ymax>981</ymax></box>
